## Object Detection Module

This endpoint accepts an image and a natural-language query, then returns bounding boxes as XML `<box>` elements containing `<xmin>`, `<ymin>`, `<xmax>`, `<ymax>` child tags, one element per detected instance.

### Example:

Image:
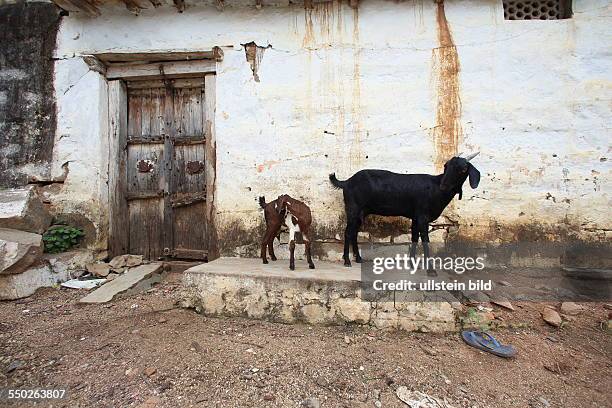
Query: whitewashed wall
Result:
<box><xmin>53</xmin><ymin>0</ymin><xmax>611</xmax><ymax>257</ymax></box>
<box><xmin>52</xmin><ymin>58</ymin><xmax>108</xmax><ymax>250</ymax></box>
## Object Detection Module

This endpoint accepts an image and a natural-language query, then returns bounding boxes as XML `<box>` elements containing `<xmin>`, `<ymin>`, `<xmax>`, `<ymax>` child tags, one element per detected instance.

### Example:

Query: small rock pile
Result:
<box><xmin>541</xmin><ymin>302</ymin><xmax>585</xmax><ymax>327</ymax></box>
<box><xmin>85</xmin><ymin>254</ymin><xmax>146</xmax><ymax>281</ymax></box>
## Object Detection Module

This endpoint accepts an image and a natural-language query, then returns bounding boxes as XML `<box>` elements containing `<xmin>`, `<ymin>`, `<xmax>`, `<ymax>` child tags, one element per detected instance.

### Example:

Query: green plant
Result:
<box><xmin>459</xmin><ymin>307</ymin><xmax>497</xmax><ymax>331</ymax></box>
<box><xmin>43</xmin><ymin>225</ymin><xmax>85</xmax><ymax>253</ymax></box>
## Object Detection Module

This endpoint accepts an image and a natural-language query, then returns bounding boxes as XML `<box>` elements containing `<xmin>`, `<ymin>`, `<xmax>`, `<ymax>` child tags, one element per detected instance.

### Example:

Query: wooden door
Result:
<box><xmin>126</xmin><ymin>78</ymin><xmax>208</xmax><ymax>260</ymax></box>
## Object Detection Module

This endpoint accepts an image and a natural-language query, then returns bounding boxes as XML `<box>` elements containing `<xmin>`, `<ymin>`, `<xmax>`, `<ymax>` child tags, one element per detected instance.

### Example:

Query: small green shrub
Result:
<box><xmin>43</xmin><ymin>225</ymin><xmax>85</xmax><ymax>253</ymax></box>
<box><xmin>459</xmin><ymin>307</ymin><xmax>496</xmax><ymax>331</ymax></box>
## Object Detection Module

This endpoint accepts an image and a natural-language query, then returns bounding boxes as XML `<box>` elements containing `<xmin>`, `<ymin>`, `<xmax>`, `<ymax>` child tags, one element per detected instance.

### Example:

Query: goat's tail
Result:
<box><xmin>328</xmin><ymin>173</ymin><xmax>347</xmax><ymax>190</ymax></box>
<box><xmin>258</xmin><ymin>196</ymin><xmax>267</xmax><ymax>209</ymax></box>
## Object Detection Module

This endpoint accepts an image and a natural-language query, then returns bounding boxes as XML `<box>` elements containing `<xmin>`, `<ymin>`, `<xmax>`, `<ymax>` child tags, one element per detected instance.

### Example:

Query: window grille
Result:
<box><xmin>503</xmin><ymin>0</ymin><xmax>572</xmax><ymax>20</ymax></box>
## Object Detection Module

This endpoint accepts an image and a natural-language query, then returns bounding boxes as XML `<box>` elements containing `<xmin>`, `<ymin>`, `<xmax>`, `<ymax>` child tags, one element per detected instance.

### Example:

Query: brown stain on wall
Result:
<box><xmin>301</xmin><ymin>1</ymin><xmax>356</xmax><ymax>167</ymax></box>
<box><xmin>302</xmin><ymin>1</ymin><xmax>337</xmax><ymax>49</ymax></box>
<box><xmin>431</xmin><ymin>0</ymin><xmax>462</xmax><ymax>172</ymax></box>
<box><xmin>317</xmin><ymin>1</ymin><xmax>333</xmax><ymax>40</ymax></box>
<box><xmin>348</xmin><ymin>5</ymin><xmax>363</xmax><ymax>171</ymax></box>
<box><xmin>218</xmin><ymin>219</ymin><xmax>263</xmax><ymax>257</ymax></box>
<box><xmin>302</xmin><ymin>7</ymin><xmax>315</xmax><ymax>48</ymax></box>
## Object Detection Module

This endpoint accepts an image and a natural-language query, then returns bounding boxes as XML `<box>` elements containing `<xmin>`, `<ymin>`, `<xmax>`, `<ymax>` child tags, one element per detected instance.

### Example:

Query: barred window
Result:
<box><xmin>503</xmin><ymin>0</ymin><xmax>572</xmax><ymax>20</ymax></box>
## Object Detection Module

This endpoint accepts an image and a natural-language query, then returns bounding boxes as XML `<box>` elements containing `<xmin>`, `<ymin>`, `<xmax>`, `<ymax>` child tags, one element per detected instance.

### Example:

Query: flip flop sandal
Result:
<box><xmin>461</xmin><ymin>330</ymin><xmax>517</xmax><ymax>358</ymax></box>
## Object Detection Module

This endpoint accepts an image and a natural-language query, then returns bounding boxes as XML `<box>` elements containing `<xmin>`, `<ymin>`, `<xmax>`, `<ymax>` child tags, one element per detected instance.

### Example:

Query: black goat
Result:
<box><xmin>329</xmin><ymin>153</ymin><xmax>481</xmax><ymax>270</ymax></box>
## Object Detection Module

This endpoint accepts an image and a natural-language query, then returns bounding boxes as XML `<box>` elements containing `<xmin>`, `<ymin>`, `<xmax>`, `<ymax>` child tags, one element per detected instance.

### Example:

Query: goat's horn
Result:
<box><xmin>465</xmin><ymin>152</ymin><xmax>480</xmax><ymax>161</ymax></box>
<box><xmin>457</xmin><ymin>152</ymin><xmax>464</xmax><ymax>157</ymax></box>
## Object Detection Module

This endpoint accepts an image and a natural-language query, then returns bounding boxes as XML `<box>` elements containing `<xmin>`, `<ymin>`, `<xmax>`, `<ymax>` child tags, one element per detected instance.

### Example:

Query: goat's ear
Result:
<box><xmin>458</xmin><ymin>189</ymin><xmax>462</xmax><ymax>200</ymax></box>
<box><xmin>468</xmin><ymin>164</ymin><xmax>480</xmax><ymax>189</ymax></box>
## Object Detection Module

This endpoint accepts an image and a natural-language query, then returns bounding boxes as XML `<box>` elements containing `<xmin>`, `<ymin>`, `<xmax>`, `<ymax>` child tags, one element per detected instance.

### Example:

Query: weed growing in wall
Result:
<box><xmin>42</xmin><ymin>225</ymin><xmax>85</xmax><ymax>253</ymax></box>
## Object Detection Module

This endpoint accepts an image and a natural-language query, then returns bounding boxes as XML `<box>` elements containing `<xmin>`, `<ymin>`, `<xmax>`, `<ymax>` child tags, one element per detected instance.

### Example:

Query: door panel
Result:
<box><xmin>125</xmin><ymin>78</ymin><xmax>208</xmax><ymax>260</ymax></box>
<box><xmin>127</xmin><ymin>144</ymin><xmax>164</xmax><ymax>194</ymax></box>
<box><xmin>170</xmin><ymin>82</ymin><xmax>207</xmax><ymax>258</ymax></box>
<box><xmin>127</xmin><ymin>86</ymin><xmax>167</xmax><ymax>259</ymax></box>
<box><xmin>128</xmin><ymin>199</ymin><xmax>165</xmax><ymax>260</ymax></box>
<box><xmin>173</xmin><ymin>85</ymin><xmax>205</xmax><ymax>137</ymax></box>
<box><xmin>172</xmin><ymin>202</ymin><xmax>207</xmax><ymax>259</ymax></box>
<box><xmin>173</xmin><ymin>143</ymin><xmax>206</xmax><ymax>193</ymax></box>
<box><xmin>172</xmin><ymin>142</ymin><xmax>207</xmax><ymax>257</ymax></box>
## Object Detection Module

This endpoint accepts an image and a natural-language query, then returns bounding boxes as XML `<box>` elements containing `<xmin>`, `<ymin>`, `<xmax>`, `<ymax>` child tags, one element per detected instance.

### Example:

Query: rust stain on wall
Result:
<box><xmin>348</xmin><ymin>5</ymin><xmax>363</xmax><ymax>171</ymax></box>
<box><xmin>431</xmin><ymin>0</ymin><xmax>462</xmax><ymax>172</ymax></box>
<box><xmin>302</xmin><ymin>1</ymin><xmax>336</xmax><ymax>48</ymax></box>
<box><xmin>317</xmin><ymin>1</ymin><xmax>333</xmax><ymax>40</ymax></box>
<box><xmin>302</xmin><ymin>1</ymin><xmax>346</xmax><ymax>136</ymax></box>
<box><xmin>302</xmin><ymin>7</ymin><xmax>315</xmax><ymax>48</ymax></box>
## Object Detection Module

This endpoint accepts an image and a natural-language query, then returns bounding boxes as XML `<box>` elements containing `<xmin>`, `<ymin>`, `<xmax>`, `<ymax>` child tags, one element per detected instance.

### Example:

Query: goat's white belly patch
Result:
<box><xmin>285</xmin><ymin>212</ymin><xmax>303</xmax><ymax>242</ymax></box>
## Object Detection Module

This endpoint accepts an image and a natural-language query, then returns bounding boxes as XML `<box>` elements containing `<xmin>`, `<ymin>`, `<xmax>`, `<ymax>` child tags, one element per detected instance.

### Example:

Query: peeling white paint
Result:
<box><xmin>52</xmin><ymin>57</ymin><xmax>109</xmax><ymax>249</ymax></box>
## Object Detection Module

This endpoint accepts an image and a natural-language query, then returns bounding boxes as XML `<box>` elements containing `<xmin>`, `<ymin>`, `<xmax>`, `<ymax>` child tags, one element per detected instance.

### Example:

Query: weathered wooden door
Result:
<box><xmin>125</xmin><ymin>78</ymin><xmax>208</xmax><ymax>260</ymax></box>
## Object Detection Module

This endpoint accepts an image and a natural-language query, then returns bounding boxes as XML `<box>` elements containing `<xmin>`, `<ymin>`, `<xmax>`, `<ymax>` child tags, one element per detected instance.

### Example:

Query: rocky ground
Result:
<box><xmin>0</xmin><ymin>273</ymin><xmax>610</xmax><ymax>408</ymax></box>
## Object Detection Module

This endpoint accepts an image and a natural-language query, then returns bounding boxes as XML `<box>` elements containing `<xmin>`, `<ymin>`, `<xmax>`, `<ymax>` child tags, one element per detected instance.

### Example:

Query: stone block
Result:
<box><xmin>333</xmin><ymin>297</ymin><xmax>371</xmax><ymax>324</ymax></box>
<box><xmin>45</xmin><ymin>250</ymin><xmax>93</xmax><ymax>278</ymax></box>
<box><xmin>394</xmin><ymin>234</ymin><xmax>411</xmax><ymax>244</ymax></box>
<box><xmin>0</xmin><ymin>250</ymin><xmax>94</xmax><ymax>300</ymax></box>
<box><xmin>371</xmin><ymin>235</ymin><xmax>392</xmax><ymax>243</ymax></box>
<box><xmin>109</xmin><ymin>254</ymin><xmax>144</xmax><ymax>269</ymax></box>
<box><xmin>87</xmin><ymin>263</ymin><xmax>110</xmax><ymax>277</ymax></box>
<box><xmin>300</xmin><ymin>303</ymin><xmax>334</xmax><ymax>324</ymax></box>
<box><xmin>358</xmin><ymin>232</ymin><xmax>370</xmax><ymax>242</ymax></box>
<box><xmin>0</xmin><ymin>228</ymin><xmax>43</xmax><ymax>275</ymax></box>
<box><xmin>371</xmin><ymin>310</ymin><xmax>399</xmax><ymax>329</ymax></box>
<box><xmin>80</xmin><ymin>263</ymin><xmax>163</xmax><ymax>303</ymax></box>
<box><xmin>0</xmin><ymin>186</ymin><xmax>52</xmax><ymax>234</ymax></box>
<box><xmin>0</xmin><ymin>261</ymin><xmax>70</xmax><ymax>300</ymax></box>
<box><xmin>244</xmin><ymin>292</ymin><xmax>269</xmax><ymax>318</ymax></box>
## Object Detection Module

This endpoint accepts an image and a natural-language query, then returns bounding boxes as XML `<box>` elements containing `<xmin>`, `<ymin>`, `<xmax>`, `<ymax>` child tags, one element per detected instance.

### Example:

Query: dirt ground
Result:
<box><xmin>0</xmin><ymin>273</ymin><xmax>610</xmax><ymax>408</ymax></box>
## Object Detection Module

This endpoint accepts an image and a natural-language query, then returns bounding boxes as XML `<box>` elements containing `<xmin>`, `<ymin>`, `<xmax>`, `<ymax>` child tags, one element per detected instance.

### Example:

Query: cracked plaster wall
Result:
<box><xmin>53</xmin><ymin>0</ymin><xmax>611</xmax><ymax>258</ymax></box>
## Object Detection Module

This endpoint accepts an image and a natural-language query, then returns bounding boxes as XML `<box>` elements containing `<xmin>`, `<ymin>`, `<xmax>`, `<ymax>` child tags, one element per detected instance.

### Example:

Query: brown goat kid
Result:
<box><xmin>259</xmin><ymin>195</ymin><xmax>315</xmax><ymax>270</ymax></box>
<box><xmin>259</xmin><ymin>196</ymin><xmax>285</xmax><ymax>264</ymax></box>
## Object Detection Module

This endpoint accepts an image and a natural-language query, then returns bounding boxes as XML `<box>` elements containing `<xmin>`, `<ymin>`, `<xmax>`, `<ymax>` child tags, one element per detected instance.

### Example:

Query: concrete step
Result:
<box><xmin>80</xmin><ymin>263</ymin><xmax>163</xmax><ymax>303</ymax></box>
<box><xmin>180</xmin><ymin>257</ymin><xmax>457</xmax><ymax>333</ymax></box>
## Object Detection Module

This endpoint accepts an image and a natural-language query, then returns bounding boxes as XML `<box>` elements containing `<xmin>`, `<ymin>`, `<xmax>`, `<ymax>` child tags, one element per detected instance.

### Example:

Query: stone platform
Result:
<box><xmin>181</xmin><ymin>258</ymin><xmax>457</xmax><ymax>332</ymax></box>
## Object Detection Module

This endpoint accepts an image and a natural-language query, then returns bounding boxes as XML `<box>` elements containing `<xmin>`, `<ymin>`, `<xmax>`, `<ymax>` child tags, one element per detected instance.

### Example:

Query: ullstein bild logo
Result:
<box><xmin>372</xmin><ymin>255</ymin><xmax>486</xmax><ymax>275</ymax></box>
<box><xmin>369</xmin><ymin>276</ymin><xmax>493</xmax><ymax>292</ymax></box>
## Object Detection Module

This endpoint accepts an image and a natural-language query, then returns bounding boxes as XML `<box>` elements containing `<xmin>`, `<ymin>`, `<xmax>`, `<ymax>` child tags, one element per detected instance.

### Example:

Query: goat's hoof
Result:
<box><xmin>270</xmin><ymin>256</ymin><xmax>277</xmax><ymax>261</ymax></box>
<box><xmin>262</xmin><ymin>260</ymin><xmax>268</xmax><ymax>264</ymax></box>
<box><xmin>309</xmin><ymin>264</ymin><xmax>315</xmax><ymax>269</ymax></box>
<box><xmin>344</xmin><ymin>260</ymin><xmax>352</xmax><ymax>267</ymax></box>
<box><xmin>289</xmin><ymin>265</ymin><xmax>295</xmax><ymax>271</ymax></box>
<box><xmin>354</xmin><ymin>257</ymin><xmax>363</xmax><ymax>263</ymax></box>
